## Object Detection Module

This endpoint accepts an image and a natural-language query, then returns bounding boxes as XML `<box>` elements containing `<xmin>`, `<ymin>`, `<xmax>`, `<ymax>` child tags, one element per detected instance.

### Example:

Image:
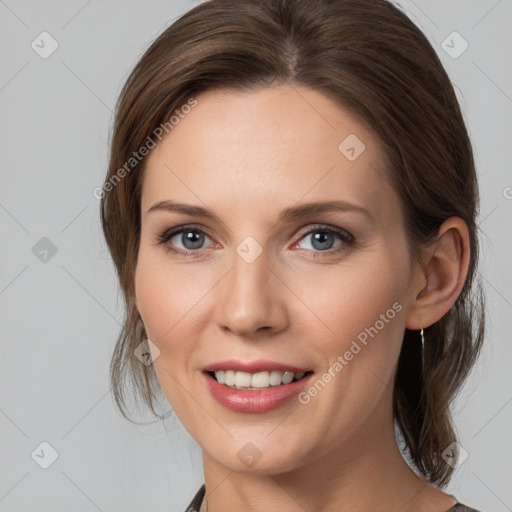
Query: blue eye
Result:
<box><xmin>296</xmin><ymin>228</ymin><xmax>350</xmax><ymax>252</ymax></box>
<box><xmin>158</xmin><ymin>224</ymin><xmax>355</xmax><ymax>258</ymax></box>
<box><xmin>296</xmin><ymin>226</ymin><xmax>355</xmax><ymax>256</ymax></box>
<box><xmin>158</xmin><ymin>226</ymin><xmax>214</xmax><ymax>256</ymax></box>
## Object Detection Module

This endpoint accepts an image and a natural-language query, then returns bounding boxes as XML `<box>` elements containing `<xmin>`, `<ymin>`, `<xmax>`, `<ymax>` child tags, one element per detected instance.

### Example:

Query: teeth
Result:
<box><xmin>235</xmin><ymin>371</ymin><xmax>251</xmax><ymax>387</ymax></box>
<box><xmin>213</xmin><ymin>370</ymin><xmax>307</xmax><ymax>389</ymax></box>
<box><xmin>281</xmin><ymin>371</ymin><xmax>294</xmax><ymax>384</ymax></box>
<box><xmin>251</xmin><ymin>371</ymin><xmax>270</xmax><ymax>388</ymax></box>
<box><xmin>269</xmin><ymin>371</ymin><xmax>282</xmax><ymax>386</ymax></box>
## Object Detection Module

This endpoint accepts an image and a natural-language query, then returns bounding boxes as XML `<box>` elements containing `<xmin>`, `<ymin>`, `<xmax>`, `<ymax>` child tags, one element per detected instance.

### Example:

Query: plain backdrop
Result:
<box><xmin>1</xmin><ymin>1</ymin><xmax>511</xmax><ymax>511</ymax></box>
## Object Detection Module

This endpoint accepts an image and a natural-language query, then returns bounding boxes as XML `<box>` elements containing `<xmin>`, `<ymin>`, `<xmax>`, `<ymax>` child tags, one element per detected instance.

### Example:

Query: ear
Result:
<box><xmin>405</xmin><ymin>217</ymin><xmax>470</xmax><ymax>330</ymax></box>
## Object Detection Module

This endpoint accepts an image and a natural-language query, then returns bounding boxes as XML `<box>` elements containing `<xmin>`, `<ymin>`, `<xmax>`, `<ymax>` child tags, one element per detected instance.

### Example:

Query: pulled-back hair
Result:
<box><xmin>100</xmin><ymin>0</ymin><xmax>485</xmax><ymax>487</ymax></box>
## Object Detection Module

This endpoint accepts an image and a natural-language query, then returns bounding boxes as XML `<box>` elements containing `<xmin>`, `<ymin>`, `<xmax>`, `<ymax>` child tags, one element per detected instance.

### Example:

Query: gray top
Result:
<box><xmin>184</xmin><ymin>485</ymin><xmax>482</xmax><ymax>511</ymax></box>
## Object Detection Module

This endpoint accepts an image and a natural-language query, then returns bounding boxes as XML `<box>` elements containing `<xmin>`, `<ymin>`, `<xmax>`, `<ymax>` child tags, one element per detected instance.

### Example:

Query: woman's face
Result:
<box><xmin>134</xmin><ymin>85</ymin><xmax>423</xmax><ymax>473</ymax></box>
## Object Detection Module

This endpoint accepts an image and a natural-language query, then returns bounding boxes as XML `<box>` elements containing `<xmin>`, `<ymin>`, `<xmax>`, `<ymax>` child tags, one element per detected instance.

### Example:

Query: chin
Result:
<box><xmin>200</xmin><ymin>434</ymin><xmax>313</xmax><ymax>475</ymax></box>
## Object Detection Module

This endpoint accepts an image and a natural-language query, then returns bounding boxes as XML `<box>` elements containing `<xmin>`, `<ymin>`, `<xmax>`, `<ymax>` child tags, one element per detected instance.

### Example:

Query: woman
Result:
<box><xmin>100</xmin><ymin>0</ymin><xmax>485</xmax><ymax>510</ymax></box>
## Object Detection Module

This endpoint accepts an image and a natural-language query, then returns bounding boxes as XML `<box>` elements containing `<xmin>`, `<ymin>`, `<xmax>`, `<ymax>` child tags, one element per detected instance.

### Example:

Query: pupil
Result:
<box><xmin>183</xmin><ymin>231</ymin><xmax>204</xmax><ymax>250</ymax></box>
<box><xmin>312</xmin><ymin>232</ymin><xmax>333</xmax><ymax>250</ymax></box>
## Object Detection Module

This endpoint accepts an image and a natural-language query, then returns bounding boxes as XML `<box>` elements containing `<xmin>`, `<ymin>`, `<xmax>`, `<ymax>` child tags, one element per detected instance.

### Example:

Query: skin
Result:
<box><xmin>133</xmin><ymin>85</ymin><xmax>470</xmax><ymax>512</ymax></box>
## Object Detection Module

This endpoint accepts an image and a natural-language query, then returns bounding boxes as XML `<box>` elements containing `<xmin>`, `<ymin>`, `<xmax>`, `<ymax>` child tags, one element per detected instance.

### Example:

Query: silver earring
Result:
<box><xmin>420</xmin><ymin>328</ymin><xmax>425</xmax><ymax>349</ymax></box>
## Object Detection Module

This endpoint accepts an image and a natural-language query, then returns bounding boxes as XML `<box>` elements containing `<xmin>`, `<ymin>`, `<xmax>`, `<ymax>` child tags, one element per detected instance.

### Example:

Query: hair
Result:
<box><xmin>100</xmin><ymin>0</ymin><xmax>485</xmax><ymax>487</ymax></box>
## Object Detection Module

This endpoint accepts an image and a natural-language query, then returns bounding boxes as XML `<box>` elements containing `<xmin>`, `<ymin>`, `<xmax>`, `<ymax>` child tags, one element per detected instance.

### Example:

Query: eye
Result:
<box><xmin>157</xmin><ymin>224</ymin><xmax>355</xmax><ymax>258</ymax></box>
<box><xmin>158</xmin><ymin>225</ymin><xmax>215</xmax><ymax>256</ymax></box>
<box><xmin>293</xmin><ymin>225</ymin><xmax>355</xmax><ymax>257</ymax></box>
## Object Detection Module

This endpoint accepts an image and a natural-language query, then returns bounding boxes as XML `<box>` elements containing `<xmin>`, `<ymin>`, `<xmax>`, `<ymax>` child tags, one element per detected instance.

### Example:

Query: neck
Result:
<box><xmin>199</xmin><ymin>414</ymin><xmax>456</xmax><ymax>512</ymax></box>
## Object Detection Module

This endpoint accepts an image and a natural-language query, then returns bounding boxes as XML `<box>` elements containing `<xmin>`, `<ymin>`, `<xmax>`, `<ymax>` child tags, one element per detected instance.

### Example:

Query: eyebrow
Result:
<box><xmin>146</xmin><ymin>199</ymin><xmax>373</xmax><ymax>222</ymax></box>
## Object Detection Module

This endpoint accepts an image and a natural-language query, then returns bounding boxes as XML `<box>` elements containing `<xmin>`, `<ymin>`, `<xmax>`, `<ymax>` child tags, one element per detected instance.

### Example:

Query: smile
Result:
<box><xmin>202</xmin><ymin>361</ymin><xmax>315</xmax><ymax>413</ymax></box>
<box><xmin>210</xmin><ymin>370</ymin><xmax>310</xmax><ymax>389</ymax></box>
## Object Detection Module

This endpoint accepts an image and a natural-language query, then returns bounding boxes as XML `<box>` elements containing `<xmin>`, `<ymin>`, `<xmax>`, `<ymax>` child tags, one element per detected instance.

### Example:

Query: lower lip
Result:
<box><xmin>203</xmin><ymin>372</ymin><xmax>313</xmax><ymax>413</ymax></box>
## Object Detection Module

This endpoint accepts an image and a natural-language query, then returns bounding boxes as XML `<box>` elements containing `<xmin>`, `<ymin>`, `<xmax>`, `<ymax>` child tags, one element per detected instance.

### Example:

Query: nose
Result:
<box><xmin>214</xmin><ymin>247</ymin><xmax>289</xmax><ymax>339</ymax></box>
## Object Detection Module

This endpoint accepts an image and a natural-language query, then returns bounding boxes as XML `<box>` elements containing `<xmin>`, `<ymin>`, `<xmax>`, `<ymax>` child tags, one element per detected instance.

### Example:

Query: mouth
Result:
<box><xmin>205</xmin><ymin>369</ymin><xmax>314</xmax><ymax>390</ymax></box>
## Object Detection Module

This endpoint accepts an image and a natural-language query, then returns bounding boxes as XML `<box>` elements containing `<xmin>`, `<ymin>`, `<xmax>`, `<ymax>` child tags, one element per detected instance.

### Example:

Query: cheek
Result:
<box><xmin>290</xmin><ymin>263</ymin><xmax>407</xmax><ymax>439</ymax></box>
<box><xmin>294</xmin><ymin>258</ymin><xmax>405</xmax><ymax>341</ymax></box>
<box><xmin>133</xmin><ymin>250</ymin><xmax>209</xmax><ymax>424</ymax></box>
<box><xmin>134</xmin><ymin>248</ymin><xmax>212</xmax><ymax>343</ymax></box>
<box><xmin>297</xmin><ymin>252</ymin><xmax>408</xmax><ymax>411</ymax></box>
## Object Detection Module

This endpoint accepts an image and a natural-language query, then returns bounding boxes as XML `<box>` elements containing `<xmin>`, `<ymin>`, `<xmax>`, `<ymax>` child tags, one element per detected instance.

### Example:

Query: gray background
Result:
<box><xmin>1</xmin><ymin>1</ymin><xmax>510</xmax><ymax>511</ymax></box>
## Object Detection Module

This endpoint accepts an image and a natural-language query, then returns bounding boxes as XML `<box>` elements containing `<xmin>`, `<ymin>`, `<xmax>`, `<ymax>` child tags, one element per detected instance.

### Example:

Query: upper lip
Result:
<box><xmin>203</xmin><ymin>359</ymin><xmax>312</xmax><ymax>374</ymax></box>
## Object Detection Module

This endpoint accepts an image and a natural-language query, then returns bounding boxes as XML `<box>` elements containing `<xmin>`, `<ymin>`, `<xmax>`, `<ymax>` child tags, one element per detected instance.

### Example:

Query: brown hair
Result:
<box><xmin>100</xmin><ymin>0</ymin><xmax>485</xmax><ymax>487</ymax></box>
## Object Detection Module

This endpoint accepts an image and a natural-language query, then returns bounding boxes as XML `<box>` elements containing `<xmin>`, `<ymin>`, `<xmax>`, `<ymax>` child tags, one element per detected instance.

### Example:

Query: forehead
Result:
<box><xmin>141</xmin><ymin>85</ymin><xmax>400</xmax><ymax>225</ymax></box>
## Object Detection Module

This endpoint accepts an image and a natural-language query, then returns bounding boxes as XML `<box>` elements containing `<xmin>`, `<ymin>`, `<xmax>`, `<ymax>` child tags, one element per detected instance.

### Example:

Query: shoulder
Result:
<box><xmin>184</xmin><ymin>484</ymin><xmax>205</xmax><ymax>512</ymax></box>
<box><xmin>181</xmin><ymin>487</ymin><xmax>484</xmax><ymax>512</ymax></box>
<box><xmin>447</xmin><ymin>503</ymin><xmax>483</xmax><ymax>512</ymax></box>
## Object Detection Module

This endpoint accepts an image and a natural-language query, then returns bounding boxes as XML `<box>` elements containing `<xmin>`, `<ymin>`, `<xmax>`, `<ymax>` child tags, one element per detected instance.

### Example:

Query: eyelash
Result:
<box><xmin>157</xmin><ymin>224</ymin><xmax>355</xmax><ymax>259</ymax></box>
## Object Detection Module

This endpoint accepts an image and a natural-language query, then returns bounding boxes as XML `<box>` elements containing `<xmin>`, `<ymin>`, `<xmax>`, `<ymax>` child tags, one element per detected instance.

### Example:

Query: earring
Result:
<box><xmin>420</xmin><ymin>328</ymin><xmax>425</xmax><ymax>349</ymax></box>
